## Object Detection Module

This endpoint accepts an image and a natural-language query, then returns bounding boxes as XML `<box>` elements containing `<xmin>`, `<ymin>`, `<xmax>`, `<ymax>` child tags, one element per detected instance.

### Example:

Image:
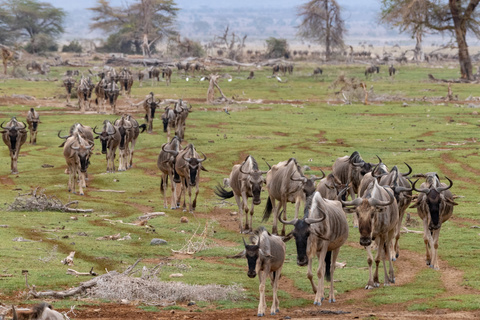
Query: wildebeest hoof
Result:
<box><xmin>257</xmin><ymin>313</ymin><xmax>264</xmax><ymax>317</ymax></box>
<box><xmin>170</xmin><ymin>207</ymin><xmax>176</xmax><ymax>210</ymax></box>
<box><xmin>365</xmin><ymin>284</ymin><xmax>374</xmax><ymax>290</ymax></box>
<box><xmin>11</xmin><ymin>171</ymin><xmax>18</xmax><ymax>174</ymax></box>
<box><xmin>329</xmin><ymin>298</ymin><xmax>336</xmax><ymax>303</ymax></box>
<box><xmin>374</xmin><ymin>283</ymin><xmax>380</xmax><ymax>288</ymax></box>
<box><xmin>314</xmin><ymin>301</ymin><xmax>322</xmax><ymax>306</ymax></box>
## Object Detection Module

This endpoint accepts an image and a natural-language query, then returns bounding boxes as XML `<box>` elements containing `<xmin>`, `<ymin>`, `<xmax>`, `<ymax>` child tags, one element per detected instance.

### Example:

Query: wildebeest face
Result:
<box><xmin>356</xmin><ymin>201</ymin><xmax>376</xmax><ymax>246</ymax></box>
<box><xmin>245</xmin><ymin>244</ymin><xmax>260</xmax><ymax>278</ymax></box>
<box><xmin>8</xmin><ymin>128</ymin><xmax>19</xmax><ymax>152</ymax></box>
<box><xmin>360</xmin><ymin>162</ymin><xmax>373</xmax><ymax>176</ymax></box>
<box><xmin>248</xmin><ymin>172</ymin><xmax>264</xmax><ymax>205</ymax></box>
<box><xmin>31</xmin><ymin>120</ymin><xmax>39</xmax><ymax>131</ymax></box>
<box><xmin>302</xmin><ymin>179</ymin><xmax>317</xmax><ymax>198</ymax></box>
<box><xmin>292</xmin><ymin>219</ymin><xmax>310</xmax><ymax>266</ymax></box>
<box><xmin>118</xmin><ymin>126</ymin><xmax>127</xmax><ymax>150</ymax></box>
<box><xmin>162</xmin><ymin>117</ymin><xmax>169</xmax><ymax>132</ymax></box>
<box><xmin>187</xmin><ymin>159</ymin><xmax>200</xmax><ymax>186</ymax></box>
<box><xmin>426</xmin><ymin>190</ymin><xmax>442</xmax><ymax>230</ymax></box>
<box><xmin>95</xmin><ymin>132</ymin><xmax>109</xmax><ymax>154</ymax></box>
<box><xmin>149</xmin><ymin>103</ymin><xmax>157</xmax><ymax>119</ymax></box>
<box><xmin>76</xmin><ymin>148</ymin><xmax>91</xmax><ymax>173</ymax></box>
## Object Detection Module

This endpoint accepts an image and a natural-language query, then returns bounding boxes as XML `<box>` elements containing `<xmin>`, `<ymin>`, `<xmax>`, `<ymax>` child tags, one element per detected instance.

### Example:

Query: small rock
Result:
<box><xmin>150</xmin><ymin>238</ymin><xmax>168</xmax><ymax>245</ymax></box>
<box><xmin>70</xmin><ymin>216</ymin><xmax>78</xmax><ymax>220</ymax></box>
<box><xmin>169</xmin><ymin>273</ymin><xmax>184</xmax><ymax>278</ymax></box>
<box><xmin>180</xmin><ymin>216</ymin><xmax>189</xmax><ymax>223</ymax></box>
<box><xmin>303</xmin><ymin>165</ymin><xmax>311</xmax><ymax>171</ymax></box>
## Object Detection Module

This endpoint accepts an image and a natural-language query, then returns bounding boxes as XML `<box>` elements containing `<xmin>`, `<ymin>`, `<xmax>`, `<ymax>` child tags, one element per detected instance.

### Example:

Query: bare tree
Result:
<box><xmin>380</xmin><ymin>0</ymin><xmax>480</xmax><ymax>80</ymax></box>
<box><xmin>297</xmin><ymin>0</ymin><xmax>345</xmax><ymax>60</ymax></box>
<box><xmin>208</xmin><ymin>26</ymin><xmax>247</xmax><ymax>61</ymax></box>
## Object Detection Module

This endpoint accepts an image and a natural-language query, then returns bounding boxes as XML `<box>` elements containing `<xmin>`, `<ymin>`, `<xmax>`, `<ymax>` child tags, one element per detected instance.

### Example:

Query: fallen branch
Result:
<box><xmin>66</xmin><ymin>267</ymin><xmax>98</xmax><ymax>277</ymax></box>
<box><xmin>61</xmin><ymin>251</ymin><xmax>75</xmax><ymax>266</ymax></box>
<box><xmin>94</xmin><ymin>189</ymin><xmax>126</xmax><ymax>193</ymax></box>
<box><xmin>0</xmin><ymin>274</ymin><xmax>13</xmax><ymax>277</ymax></box>
<box><xmin>138</xmin><ymin>212</ymin><xmax>165</xmax><ymax>221</ymax></box>
<box><xmin>401</xmin><ymin>226</ymin><xmax>423</xmax><ymax>234</ymax></box>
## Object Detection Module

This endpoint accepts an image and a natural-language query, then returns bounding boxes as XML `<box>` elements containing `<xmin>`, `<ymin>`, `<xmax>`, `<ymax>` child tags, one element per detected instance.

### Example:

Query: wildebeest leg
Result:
<box><xmin>373</xmin><ymin>239</ymin><xmax>382</xmax><ymax>288</ymax></box>
<box><xmin>181</xmin><ymin>179</ymin><xmax>187</xmax><ymax>211</ymax></box>
<box><xmin>431</xmin><ymin>229</ymin><xmax>441</xmax><ymax>270</ymax></box>
<box><xmin>350</xmin><ymin>190</ymin><xmax>359</xmax><ymax>227</ymax></box>
<box><xmin>128</xmin><ymin>140</ymin><xmax>136</xmax><ymax>168</ymax></box>
<box><xmin>365</xmin><ymin>245</ymin><xmax>375</xmax><ymax>289</ymax></box>
<box><xmin>270</xmin><ymin>267</ymin><xmax>282</xmax><ymax>315</ymax></box>
<box><xmin>191</xmin><ymin>182</ymin><xmax>199</xmax><ymax>213</ymax></box>
<box><xmin>421</xmin><ymin>217</ymin><xmax>432</xmax><ymax>266</ymax></box>
<box><xmin>386</xmin><ymin>230</ymin><xmax>396</xmax><ymax>283</ymax></box>
<box><xmin>269</xmin><ymin>197</ymin><xmax>278</xmax><ymax>235</ymax></box>
<box><xmin>280</xmin><ymin>201</ymin><xmax>288</xmax><ymax>236</ymax></box>
<box><xmin>306</xmin><ymin>256</ymin><xmax>317</xmax><ymax>294</ymax></box>
<box><xmin>257</xmin><ymin>270</ymin><xmax>267</xmax><ymax>317</ymax></box>
<box><xmin>329</xmin><ymin>248</ymin><xmax>340</xmax><ymax>303</ymax></box>
<box><xmin>11</xmin><ymin>150</ymin><xmax>18</xmax><ymax>174</ymax></box>
<box><xmin>241</xmin><ymin>192</ymin><xmax>250</xmax><ymax>232</ymax></box>
<box><xmin>234</xmin><ymin>194</ymin><xmax>244</xmax><ymax>233</ymax></box>
<box><xmin>78</xmin><ymin>171</ymin><xmax>86</xmax><ymax>195</ymax></box>
<box><xmin>314</xmin><ymin>246</ymin><xmax>328</xmax><ymax>306</ymax></box>
<box><xmin>161</xmin><ymin>173</ymin><xmax>168</xmax><ymax>208</ymax></box>
<box><xmin>248</xmin><ymin>200</ymin><xmax>255</xmax><ymax>234</ymax></box>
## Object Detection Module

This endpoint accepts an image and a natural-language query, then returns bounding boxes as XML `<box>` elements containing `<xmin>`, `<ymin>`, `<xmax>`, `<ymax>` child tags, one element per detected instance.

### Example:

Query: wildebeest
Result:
<box><xmin>157</xmin><ymin>136</ymin><xmax>182</xmax><ymax>209</ymax></box>
<box><xmin>175</xmin><ymin>143</ymin><xmax>207</xmax><ymax>213</ymax></box>
<box><xmin>63</xmin><ymin>131</ymin><xmax>93</xmax><ymax>195</ymax></box>
<box><xmin>340</xmin><ymin>179</ymin><xmax>398</xmax><ymax>289</ymax></box>
<box><xmin>94</xmin><ymin>72</ymin><xmax>108</xmax><ymax>113</ymax></box>
<box><xmin>118</xmin><ymin>67</ymin><xmax>133</xmax><ymax>96</ymax></box>
<box><xmin>148</xmin><ymin>66</ymin><xmax>160</xmax><ymax>85</ymax></box>
<box><xmin>280</xmin><ymin>191</ymin><xmax>348</xmax><ymax>305</ymax></box>
<box><xmin>11</xmin><ymin>302</ymin><xmax>65</xmax><ymax>320</ymax></box>
<box><xmin>313</xmin><ymin>67</ymin><xmax>323</xmax><ymax>79</ymax></box>
<box><xmin>242</xmin><ymin>226</ymin><xmax>286</xmax><ymax>317</ymax></box>
<box><xmin>262</xmin><ymin>158</ymin><xmax>324</xmax><ymax>235</ymax></box>
<box><xmin>389</xmin><ymin>64</ymin><xmax>396</xmax><ymax>76</ymax></box>
<box><xmin>410</xmin><ymin>173</ymin><xmax>457</xmax><ymax>270</ymax></box>
<box><xmin>214</xmin><ymin>155</ymin><xmax>268</xmax><ymax>233</ymax></box>
<box><xmin>63</xmin><ymin>76</ymin><xmax>76</xmax><ymax>103</ymax></box>
<box><xmin>26</xmin><ymin>108</ymin><xmax>40</xmax><ymax>145</ymax></box>
<box><xmin>94</xmin><ymin>120</ymin><xmax>120</xmax><ymax>173</ymax></box>
<box><xmin>162</xmin><ymin>66</ymin><xmax>172</xmax><ymax>86</ymax></box>
<box><xmin>316</xmin><ymin>173</ymin><xmax>345</xmax><ymax>200</ymax></box>
<box><xmin>365</xmin><ymin>65</ymin><xmax>380</xmax><ymax>77</ymax></box>
<box><xmin>143</xmin><ymin>92</ymin><xmax>161</xmax><ymax>133</ymax></box>
<box><xmin>1</xmin><ymin>117</ymin><xmax>27</xmax><ymax>174</ymax></box>
<box><xmin>138</xmin><ymin>69</ymin><xmax>148</xmax><ymax>87</ymax></box>
<box><xmin>114</xmin><ymin>115</ymin><xmax>144</xmax><ymax>171</ymax></box>
<box><xmin>174</xmin><ymin>99</ymin><xmax>191</xmax><ymax>140</ymax></box>
<box><xmin>77</xmin><ymin>76</ymin><xmax>94</xmax><ymax>112</ymax></box>
<box><xmin>176</xmin><ymin>61</ymin><xmax>190</xmax><ymax>76</ymax></box>
<box><xmin>104</xmin><ymin>80</ymin><xmax>119</xmax><ymax>114</ymax></box>
<box><xmin>247</xmin><ymin>71</ymin><xmax>255</xmax><ymax>79</ymax></box>
<box><xmin>161</xmin><ymin>106</ymin><xmax>176</xmax><ymax>142</ymax></box>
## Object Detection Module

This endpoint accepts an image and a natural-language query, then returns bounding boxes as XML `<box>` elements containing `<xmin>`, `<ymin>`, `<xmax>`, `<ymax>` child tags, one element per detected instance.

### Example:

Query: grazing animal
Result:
<box><xmin>77</xmin><ymin>76</ymin><xmax>94</xmax><ymax>112</ymax></box>
<box><xmin>161</xmin><ymin>106</ymin><xmax>176</xmax><ymax>142</ymax></box>
<box><xmin>63</xmin><ymin>131</ymin><xmax>93</xmax><ymax>195</ymax></box>
<box><xmin>94</xmin><ymin>72</ymin><xmax>108</xmax><ymax>113</ymax></box>
<box><xmin>280</xmin><ymin>191</ymin><xmax>348</xmax><ymax>305</ymax></box>
<box><xmin>93</xmin><ymin>120</ymin><xmax>121</xmax><ymax>173</ymax></box>
<box><xmin>262</xmin><ymin>158</ymin><xmax>324</xmax><ymax>235</ymax></box>
<box><xmin>242</xmin><ymin>226</ymin><xmax>286</xmax><ymax>317</ymax></box>
<box><xmin>365</xmin><ymin>65</ymin><xmax>380</xmax><ymax>77</ymax></box>
<box><xmin>410</xmin><ymin>173</ymin><xmax>457</xmax><ymax>270</ymax></box>
<box><xmin>175</xmin><ymin>143</ymin><xmax>207</xmax><ymax>213</ymax></box>
<box><xmin>272</xmin><ymin>64</ymin><xmax>280</xmax><ymax>75</ymax></box>
<box><xmin>11</xmin><ymin>302</ymin><xmax>65</xmax><ymax>320</ymax></box>
<box><xmin>118</xmin><ymin>67</ymin><xmax>133</xmax><ymax>96</ymax></box>
<box><xmin>340</xmin><ymin>179</ymin><xmax>398</xmax><ymax>289</ymax></box>
<box><xmin>26</xmin><ymin>108</ymin><xmax>40</xmax><ymax>145</ymax></box>
<box><xmin>138</xmin><ymin>69</ymin><xmax>148</xmax><ymax>87</ymax></box>
<box><xmin>389</xmin><ymin>65</ymin><xmax>396</xmax><ymax>76</ymax></box>
<box><xmin>104</xmin><ymin>80</ymin><xmax>119</xmax><ymax>114</ymax></box>
<box><xmin>313</xmin><ymin>67</ymin><xmax>323</xmax><ymax>79</ymax></box>
<box><xmin>247</xmin><ymin>71</ymin><xmax>255</xmax><ymax>79</ymax></box>
<box><xmin>162</xmin><ymin>66</ymin><xmax>172</xmax><ymax>86</ymax></box>
<box><xmin>143</xmin><ymin>92</ymin><xmax>161</xmax><ymax>133</ymax></box>
<box><xmin>63</xmin><ymin>76</ymin><xmax>77</xmax><ymax>103</ymax></box>
<box><xmin>316</xmin><ymin>173</ymin><xmax>345</xmax><ymax>200</ymax></box>
<box><xmin>157</xmin><ymin>136</ymin><xmax>182</xmax><ymax>209</ymax></box>
<box><xmin>114</xmin><ymin>114</ymin><xmax>144</xmax><ymax>171</ymax></box>
<box><xmin>148</xmin><ymin>66</ymin><xmax>160</xmax><ymax>85</ymax></box>
<box><xmin>174</xmin><ymin>100</ymin><xmax>191</xmax><ymax>140</ymax></box>
<box><xmin>214</xmin><ymin>155</ymin><xmax>268</xmax><ymax>233</ymax></box>
<box><xmin>1</xmin><ymin>117</ymin><xmax>27</xmax><ymax>174</ymax></box>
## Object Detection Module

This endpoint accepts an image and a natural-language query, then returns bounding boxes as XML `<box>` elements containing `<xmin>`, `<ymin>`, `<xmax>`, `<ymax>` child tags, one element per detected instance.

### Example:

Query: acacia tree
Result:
<box><xmin>0</xmin><ymin>0</ymin><xmax>65</xmax><ymax>52</ymax></box>
<box><xmin>89</xmin><ymin>0</ymin><xmax>178</xmax><ymax>57</ymax></box>
<box><xmin>297</xmin><ymin>0</ymin><xmax>346</xmax><ymax>60</ymax></box>
<box><xmin>380</xmin><ymin>0</ymin><xmax>480</xmax><ymax>80</ymax></box>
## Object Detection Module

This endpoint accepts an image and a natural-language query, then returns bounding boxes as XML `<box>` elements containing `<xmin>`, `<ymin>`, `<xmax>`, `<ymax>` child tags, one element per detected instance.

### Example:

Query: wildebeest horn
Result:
<box><xmin>290</xmin><ymin>170</ymin><xmax>307</xmax><ymax>183</ymax></box>
<box><xmin>0</xmin><ymin>121</ymin><xmax>7</xmax><ymax>129</ymax></box>
<box><xmin>338</xmin><ymin>186</ymin><xmax>362</xmax><ymax>207</ymax></box>
<box><xmin>435</xmin><ymin>176</ymin><xmax>453</xmax><ymax>193</ymax></box>
<box><xmin>313</xmin><ymin>169</ymin><xmax>326</xmax><ymax>181</ymax></box>
<box><xmin>368</xmin><ymin>187</ymin><xmax>395</xmax><ymax>207</ymax></box>
<box><xmin>58</xmin><ymin>130</ymin><xmax>70</xmax><ymax>139</ymax></box>
<box><xmin>239</xmin><ymin>161</ymin><xmax>251</xmax><ymax>175</ymax></box>
<box><xmin>376</xmin><ymin>155</ymin><xmax>382</xmax><ymax>163</ymax></box>
<box><xmin>183</xmin><ymin>154</ymin><xmax>191</xmax><ymax>162</ymax></box>
<box><xmin>93</xmin><ymin>126</ymin><xmax>101</xmax><ymax>135</ymax></box>
<box><xmin>411</xmin><ymin>178</ymin><xmax>430</xmax><ymax>194</ymax></box>
<box><xmin>71</xmin><ymin>146</ymin><xmax>80</xmax><ymax>150</ymax></box>
<box><xmin>198</xmin><ymin>152</ymin><xmax>207</xmax><ymax>163</ymax></box>
<box><xmin>242</xmin><ymin>237</ymin><xmax>248</xmax><ymax>247</ymax></box>
<box><xmin>86</xmin><ymin>144</ymin><xmax>93</xmax><ymax>150</ymax></box>
<box><xmin>263</xmin><ymin>158</ymin><xmax>272</xmax><ymax>170</ymax></box>
<box><xmin>305</xmin><ymin>205</ymin><xmax>327</xmax><ymax>224</ymax></box>
<box><xmin>402</xmin><ymin>162</ymin><xmax>412</xmax><ymax>176</ymax></box>
<box><xmin>352</xmin><ymin>161</ymin><xmax>364</xmax><ymax>167</ymax></box>
<box><xmin>20</xmin><ymin>121</ymin><xmax>27</xmax><ymax>129</ymax></box>
<box><xmin>162</xmin><ymin>143</ymin><xmax>179</xmax><ymax>156</ymax></box>
<box><xmin>278</xmin><ymin>214</ymin><xmax>298</xmax><ymax>226</ymax></box>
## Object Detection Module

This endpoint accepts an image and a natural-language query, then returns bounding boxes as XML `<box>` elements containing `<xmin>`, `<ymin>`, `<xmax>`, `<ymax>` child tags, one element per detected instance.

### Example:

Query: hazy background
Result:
<box><xmin>43</xmin><ymin>0</ymin><xmax>465</xmax><ymax>49</ymax></box>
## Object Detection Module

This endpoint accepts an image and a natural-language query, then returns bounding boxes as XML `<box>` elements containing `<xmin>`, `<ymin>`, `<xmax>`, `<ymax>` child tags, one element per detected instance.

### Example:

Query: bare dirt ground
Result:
<box><xmin>2</xmin><ymin>97</ymin><xmax>480</xmax><ymax>320</ymax></box>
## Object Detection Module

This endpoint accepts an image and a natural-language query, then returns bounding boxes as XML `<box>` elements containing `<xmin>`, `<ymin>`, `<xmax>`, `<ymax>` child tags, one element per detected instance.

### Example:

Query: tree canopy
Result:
<box><xmin>0</xmin><ymin>0</ymin><xmax>65</xmax><ymax>52</ymax></box>
<box><xmin>89</xmin><ymin>0</ymin><xmax>179</xmax><ymax>56</ymax></box>
<box><xmin>297</xmin><ymin>0</ymin><xmax>345</xmax><ymax>60</ymax></box>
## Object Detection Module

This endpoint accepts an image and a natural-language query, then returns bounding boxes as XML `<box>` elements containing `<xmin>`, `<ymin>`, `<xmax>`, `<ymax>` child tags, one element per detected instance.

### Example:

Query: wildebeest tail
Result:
<box><xmin>262</xmin><ymin>197</ymin><xmax>273</xmax><ymax>222</ymax></box>
<box><xmin>324</xmin><ymin>251</ymin><xmax>332</xmax><ymax>282</ymax></box>
<box><xmin>139</xmin><ymin>124</ymin><xmax>147</xmax><ymax>133</ymax></box>
<box><xmin>214</xmin><ymin>185</ymin><xmax>233</xmax><ymax>199</ymax></box>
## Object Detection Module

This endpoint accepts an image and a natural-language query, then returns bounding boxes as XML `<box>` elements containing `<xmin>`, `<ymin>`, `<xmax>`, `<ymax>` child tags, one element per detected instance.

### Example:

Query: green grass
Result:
<box><xmin>0</xmin><ymin>61</ymin><xmax>479</xmax><ymax>314</ymax></box>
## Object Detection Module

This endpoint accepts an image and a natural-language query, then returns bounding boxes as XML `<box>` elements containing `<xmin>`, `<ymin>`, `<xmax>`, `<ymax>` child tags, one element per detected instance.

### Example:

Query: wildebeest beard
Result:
<box><xmin>427</xmin><ymin>191</ymin><xmax>441</xmax><ymax>230</ymax></box>
<box><xmin>162</xmin><ymin>118</ymin><xmax>169</xmax><ymax>132</ymax></box>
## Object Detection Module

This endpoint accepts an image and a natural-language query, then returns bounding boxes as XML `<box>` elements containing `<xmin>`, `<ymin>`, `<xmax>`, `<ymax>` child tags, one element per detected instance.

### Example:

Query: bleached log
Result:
<box><xmin>66</xmin><ymin>267</ymin><xmax>97</xmax><ymax>277</ymax></box>
<box><xmin>138</xmin><ymin>212</ymin><xmax>165</xmax><ymax>220</ymax></box>
<box><xmin>61</xmin><ymin>251</ymin><xmax>75</xmax><ymax>266</ymax></box>
<box><xmin>401</xmin><ymin>226</ymin><xmax>423</xmax><ymax>234</ymax></box>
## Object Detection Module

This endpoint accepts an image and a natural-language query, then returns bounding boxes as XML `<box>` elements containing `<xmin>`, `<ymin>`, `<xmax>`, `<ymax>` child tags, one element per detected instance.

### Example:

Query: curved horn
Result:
<box><xmin>162</xmin><ymin>144</ymin><xmax>179</xmax><ymax>156</ymax></box>
<box><xmin>182</xmin><ymin>153</ymin><xmax>192</xmax><ymax>162</ymax></box>
<box><xmin>411</xmin><ymin>178</ymin><xmax>430</xmax><ymax>194</ymax></box>
<box><xmin>20</xmin><ymin>121</ymin><xmax>27</xmax><ymax>129</ymax></box>
<box><xmin>263</xmin><ymin>158</ymin><xmax>272</xmax><ymax>170</ymax></box>
<box><xmin>436</xmin><ymin>176</ymin><xmax>453</xmax><ymax>193</ymax></box>
<box><xmin>93</xmin><ymin>125</ymin><xmax>101</xmax><ymax>135</ymax></box>
<box><xmin>290</xmin><ymin>170</ymin><xmax>307</xmax><ymax>183</ymax></box>
<box><xmin>305</xmin><ymin>206</ymin><xmax>327</xmax><ymax>225</ymax></box>
<box><xmin>243</xmin><ymin>237</ymin><xmax>248</xmax><ymax>247</ymax></box>
<box><xmin>338</xmin><ymin>186</ymin><xmax>362</xmax><ymax>207</ymax></box>
<box><xmin>198</xmin><ymin>151</ymin><xmax>207</xmax><ymax>163</ymax></box>
<box><xmin>86</xmin><ymin>144</ymin><xmax>93</xmax><ymax>150</ymax></box>
<box><xmin>239</xmin><ymin>160</ymin><xmax>251</xmax><ymax>175</ymax></box>
<box><xmin>0</xmin><ymin>121</ymin><xmax>7</xmax><ymax>129</ymax></box>
<box><xmin>278</xmin><ymin>215</ymin><xmax>298</xmax><ymax>226</ymax></box>
<box><xmin>71</xmin><ymin>146</ymin><xmax>80</xmax><ymax>150</ymax></box>
<box><xmin>58</xmin><ymin>130</ymin><xmax>70</xmax><ymax>139</ymax></box>
<box><xmin>376</xmin><ymin>155</ymin><xmax>382</xmax><ymax>164</ymax></box>
<box><xmin>402</xmin><ymin>162</ymin><xmax>412</xmax><ymax>176</ymax></box>
<box><xmin>313</xmin><ymin>168</ymin><xmax>326</xmax><ymax>181</ymax></box>
<box><xmin>369</xmin><ymin>187</ymin><xmax>395</xmax><ymax>207</ymax></box>
<box><xmin>352</xmin><ymin>161</ymin><xmax>364</xmax><ymax>167</ymax></box>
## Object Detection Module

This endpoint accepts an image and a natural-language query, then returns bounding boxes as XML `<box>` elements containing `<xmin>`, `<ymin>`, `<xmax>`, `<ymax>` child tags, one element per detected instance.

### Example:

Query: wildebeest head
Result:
<box><xmin>64</xmin><ymin>76</ymin><xmax>76</xmax><ymax>93</ymax></box>
<box><xmin>242</xmin><ymin>237</ymin><xmax>270</xmax><ymax>278</ymax></box>
<box><xmin>239</xmin><ymin>156</ymin><xmax>268</xmax><ymax>205</ymax></box>
<box><xmin>340</xmin><ymin>183</ymin><xmax>395</xmax><ymax>246</ymax></box>
<box><xmin>290</xmin><ymin>168</ymin><xmax>325</xmax><ymax>198</ymax></box>
<box><xmin>412</xmin><ymin>176</ymin><xmax>454</xmax><ymax>231</ymax></box>
<box><xmin>183</xmin><ymin>150</ymin><xmax>207</xmax><ymax>186</ymax></box>
<box><xmin>71</xmin><ymin>137</ymin><xmax>93</xmax><ymax>173</ymax></box>
<box><xmin>280</xmin><ymin>196</ymin><xmax>326</xmax><ymax>266</ymax></box>
<box><xmin>28</xmin><ymin>108</ymin><xmax>39</xmax><ymax>131</ymax></box>
<box><xmin>1</xmin><ymin>119</ymin><xmax>27</xmax><ymax>153</ymax></box>
<box><xmin>93</xmin><ymin>122</ymin><xmax>116</xmax><ymax>154</ymax></box>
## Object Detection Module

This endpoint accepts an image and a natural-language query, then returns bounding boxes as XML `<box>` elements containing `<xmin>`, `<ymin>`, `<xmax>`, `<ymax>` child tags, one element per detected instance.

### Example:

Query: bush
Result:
<box><xmin>62</xmin><ymin>40</ymin><xmax>83</xmax><ymax>53</ymax></box>
<box><xmin>265</xmin><ymin>37</ymin><xmax>289</xmax><ymax>59</ymax></box>
<box><xmin>24</xmin><ymin>34</ymin><xmax>58</xmax><ymax>54</ymax></box>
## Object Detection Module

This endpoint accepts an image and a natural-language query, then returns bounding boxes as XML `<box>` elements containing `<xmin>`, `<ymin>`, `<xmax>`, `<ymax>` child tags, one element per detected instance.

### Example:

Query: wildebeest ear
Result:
<box><xmin>94</xmin><ymin>136</ymin><xmax>99</xmax><ymax>139</ymax></box>
<box><xmin>282</xmin><ymin>232</ymin><xmax>293</xmax><ymax>243</ymax></box>
<box><xmin>201</xmin><ymin>166</ymin><xmax>208</xmax><ymax>172</ymax></box>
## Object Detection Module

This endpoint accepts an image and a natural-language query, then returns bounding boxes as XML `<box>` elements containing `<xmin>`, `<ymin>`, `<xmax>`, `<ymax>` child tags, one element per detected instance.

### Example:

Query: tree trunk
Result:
<box><xmin>449</xmin><ymin>0</ymin><xmax>475</xmax><ymax>80</ymax></box>
<box><xmin>325</xmin><ymin>0</ymin><xmax>331</xmax><ymax>60</ymax></box>
<box><xmin>414</xmin><ymin>30</ymin><xmax>424</xmax><ymax>62</ymax></box>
